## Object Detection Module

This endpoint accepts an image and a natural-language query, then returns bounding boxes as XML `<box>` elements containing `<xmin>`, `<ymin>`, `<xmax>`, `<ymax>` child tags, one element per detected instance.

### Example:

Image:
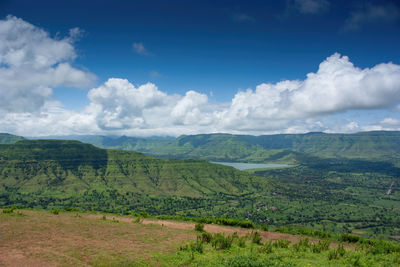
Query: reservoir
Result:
<box><xmin>211</xmin><ymin>162</ymin><xmax>291</xmax><ymax>170</ymax></box>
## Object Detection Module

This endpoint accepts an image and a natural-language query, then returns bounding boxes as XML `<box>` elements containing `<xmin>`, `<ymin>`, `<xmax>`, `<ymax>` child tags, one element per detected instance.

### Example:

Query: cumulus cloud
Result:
<box><xmin>2</xmin><ymin>49</ymin><xmax>400</xmax><ymax>136</ymax></box>
<box><xmin>218</xmin><ymin>53</ymin><xmax>400</xmax><ymax>131</ymax></box>
<box><xmin>87</xmin><ymin>78</ymin><xmax>169</xmax><ymax>130</ymax></box>
<box><xmin>344</xmin><ymin>2</ymin><xmax>400</xmax><ymax>31</ymax></box>
<box><xmin>0</xmin><ymin>15</ymin><xmax>95</xmax><ymax>113</ymax></box>
<box><xmin>171</xmin><ymin>90</ymin><xmax>211</xmax><ymax>125</ymax></box>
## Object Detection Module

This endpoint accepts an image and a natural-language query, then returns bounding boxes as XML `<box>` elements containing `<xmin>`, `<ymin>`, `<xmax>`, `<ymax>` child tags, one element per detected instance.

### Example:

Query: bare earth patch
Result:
<box><xmin>0</xmin><ymin>209</ymin><xmax>349</xmax><ymax>266</ymax></box>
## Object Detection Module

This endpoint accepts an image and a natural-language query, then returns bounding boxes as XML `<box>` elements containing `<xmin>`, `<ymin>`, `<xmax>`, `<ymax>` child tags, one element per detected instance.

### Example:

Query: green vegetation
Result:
<box><xmin>175</xmin><ymin>229</ymin><xmax>400</xmax><ymax>266</ymax></box>
<box><xmin>1</xmin><ymin>138</ymin><xmax>399</xmax><ymax>241</ymax></box>
<box><xmin>73</xmin><ymin>131</ymin><xmax>400</xmax><ymax>164</ymax></box>
<box><xmin>0</xmin><ymin>133</ymin><xmax>24</xmax><ymax>144</ymax></box>
<box><xmin>2</xmin><ymin>208</ymin><xmax>400</xmax><ymax>266</ymax></box>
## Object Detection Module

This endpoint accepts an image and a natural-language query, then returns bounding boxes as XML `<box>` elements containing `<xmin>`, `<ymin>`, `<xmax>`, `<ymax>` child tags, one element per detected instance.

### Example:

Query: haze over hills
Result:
<box><xmin>0</xmin><ymin>133</ymin><xmax>25</xmax><ymax>144</ymax></box>
<box><xmin>30</xmin><ymin>131</ymin><xmax>400</xmax><ymax>164</ymax></box>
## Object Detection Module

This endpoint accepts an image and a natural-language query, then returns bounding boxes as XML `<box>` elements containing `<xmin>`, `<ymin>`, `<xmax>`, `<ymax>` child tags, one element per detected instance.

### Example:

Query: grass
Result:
<box><xmin>1</xmin><ymin>209</ymin><xmax>399</xmax><ymax>266</ymax></box>
<box><xmin>0</xmin><ymin>209</ymin><xmax>194</xmax><ymax>266</ymax></box>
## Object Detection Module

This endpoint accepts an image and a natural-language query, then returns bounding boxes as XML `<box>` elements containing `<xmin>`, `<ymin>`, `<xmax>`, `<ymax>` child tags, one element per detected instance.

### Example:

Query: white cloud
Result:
<box><xmin>132</xmin><ymin>42</ymin><xmax>150</xmax><ymax>56</ymax></box>
<box><xmin>171</xmin><ymin>90</ymin><xmax>211</xmax><ymax>125</ymax></box>
<box><xmin>2</xmin><ymin>48</ymin><xmax>400</xmax><ymax>136</ymax></box>
<box><xmin>344</xmin><ymin>2</ymin><xmax>400</xmax><ymax>31</ymax></box>
<box><xmin>87</xmin><ymin>78</ymin><xmax>168</xmax><ymax>130</ymax></box>
<box><xmin>217</xmin><ymin>53</ymin><xmax>400</xmax><ymax>131</ymax></box>
<box><xmin>293</xmin><ymin>0</ymin><xmax>330</xmax><ymax>14</ymax></box>
<box><xmin>0</xmin><ymin>15</ymin><xmax>95</xmax><ymax>113</ymax></box>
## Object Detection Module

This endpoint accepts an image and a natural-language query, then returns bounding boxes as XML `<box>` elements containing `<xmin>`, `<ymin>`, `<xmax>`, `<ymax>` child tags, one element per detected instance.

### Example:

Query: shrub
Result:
<box><xmin>224</xmin><ymin>255</ymin><xmax>266</xmax><ymax>267</ymax></box>
<box><xmin>195</xmin><ymin>222</ymin><xmax>204</xmax><ymax>232</ymax></box>
<box><xmin>190</xmin><ymin>240</ymin><xmax>203</xmax><ymax>254</ymax></box>
<box><xmin>133</xmin><ymin>216</ymin><xmax>142</xmax><ymax>224</ymax></box>
<box><xmin>237</xmin><ymin>237</ymin><xmax>246</xmax><ymax>248</ymax></box>
<box><xmin>340</xmin><ymin>233</ymin><xmax>360</xmax><ymax>243</ymax></box>
<box><xmin>139</xmin><ymin>211</ymin><xmax>148</xmax><ymax>218</ymax></box>
<box><xmin>179</xmin><ymin>244</ymin><xmax>189</xmax><ymax>251</ymax></box>
<box><xmin>261</xmin><ymin>241</ymin><xmax>273</xmax><ymax>254</ymax></box>
<box><xmin>311</xmin><ymin>242</ymin><xmax>322</xmax><ymax>253</ymax></box>
<box><xmin>238</xmin><ymin>220</ymin><xmax>255</xmax><ymax>229</ymax></box>
<box><xmin>260</xmin><ymin>224</ymin><xmax>268</xmax><ymax>231</ymax></box>
<box><xmin>198</xmin><ymin>231</ymin><xmax>212</xmax><ymax>243</ymax></box>
<box><xmin>292</xmin><ymin>238</ymin><xmax>309</xmax><ymax>252</ymax></box>
<box><xmin>251</xmin><ymin>231</ymin><xmax>262</xmax><ymax>245</ymax></box>
<box><xmin>2</xmin><ymin>206</ymin><xmax>16</xmax><ymax>214</ymax></box>
<box><xmin>273</xmin><ymin>239</ymin><xmax>290</xmax><ymax>248</ymax></box>
<box><xmin>310</xmin><ymin>240</ymin><xmax>330</xmax><ymax>253</ymax></box>
<box><xmin>212</xmin><ymin>233</ymin><xmax>233</xmax><ymax>250</ymax></box>
<box><xmin>368</xmin><ymin>240</ymin><xmax>400</xmax><ymax>255</ymax></box>
<box><xmin>328</xmin><ymin>244</ymin><xmax>345</xmax><ymax>260</ymax></box>
<box><xmin>50</xmin><ymin>208</ymin><xmax>60</xmax><ymax>215</ymax></box>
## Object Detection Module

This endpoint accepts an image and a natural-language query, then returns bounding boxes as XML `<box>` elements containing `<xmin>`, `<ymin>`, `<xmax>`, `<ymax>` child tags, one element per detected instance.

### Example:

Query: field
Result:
<box><xmin>1</xmin><ymin>209</ymin><xmax>400</xmax><ymax>266</ymax></box>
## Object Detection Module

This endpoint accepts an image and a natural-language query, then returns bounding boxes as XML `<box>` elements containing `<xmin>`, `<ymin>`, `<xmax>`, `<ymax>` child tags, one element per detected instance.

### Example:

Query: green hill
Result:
<box><xmin>72</xmin><ymin>131</ymin><xmax>400</xmax><ymax>164</ymax></box>
<box><xmin>1</xmin><ymin>139</ymin><xmax>399</xmax><ymax>240</ymax></box>
<box><xmin>0</xmin><ymin>140</ymin><xmax>271</xmax><ymax>211</ymax></box>
<box><xmin>0</xmin><ymin>133</ymin><xmax>24</xmax><ymax>144</ymax></box>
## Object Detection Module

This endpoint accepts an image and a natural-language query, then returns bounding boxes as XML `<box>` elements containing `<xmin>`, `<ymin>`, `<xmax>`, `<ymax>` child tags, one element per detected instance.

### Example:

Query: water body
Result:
<box><xmin>211</xmin><ymin>162</ymin><xmax>291</xmax><ymax>170</ymax></box>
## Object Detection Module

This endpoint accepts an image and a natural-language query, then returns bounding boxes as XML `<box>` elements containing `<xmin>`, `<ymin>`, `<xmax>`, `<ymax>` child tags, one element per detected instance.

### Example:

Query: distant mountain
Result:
<box><xmin>0</xmin><ymin>133</ymin><xmax>25</xmax><ymax>144</ymax></box>
<box><xmin>64</xmin><ymin>131</ymin><xmax>400</xmax><ymax>164</ymax></box>
<box><xmin>0</xmin><ymin>140</ymin><xmax>270</xmax><ymax>205</ymax></box>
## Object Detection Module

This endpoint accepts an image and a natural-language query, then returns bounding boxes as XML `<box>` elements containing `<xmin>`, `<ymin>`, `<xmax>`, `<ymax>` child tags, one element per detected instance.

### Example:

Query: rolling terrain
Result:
<box><xmin>50</xmin><ymin>131</ymin><xmax>400</xmax><ymax>164</ymax></box>
<box><xmin>1</xmin><ymin>209</ymin><xmax>399</xmax><ymax>266</ymax></box>
<box><xmin>0</xmin><ymin>133</ymin><xmax>25</xmax><ymax>144</ymax></box>
<box><xmin>0</xmin><ymin>139</ymin><xmax>272</xmax><ymax>213</ymax></box>
<box><xmin>0</xmin><ymin>136</ymin><xmax>399</xmax><ymax>241</ymax></box>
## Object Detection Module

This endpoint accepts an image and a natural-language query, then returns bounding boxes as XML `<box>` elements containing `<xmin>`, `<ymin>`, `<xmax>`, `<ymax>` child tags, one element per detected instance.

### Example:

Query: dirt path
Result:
<box><xmin>1</xmin><ymin>210</ymin><xmax>352</xmax><ymax>266</ymax></box>
<box><xmin>91</xmin><ymin>214</ymin><xmax>348</xmax><ymax>248</ymax></box>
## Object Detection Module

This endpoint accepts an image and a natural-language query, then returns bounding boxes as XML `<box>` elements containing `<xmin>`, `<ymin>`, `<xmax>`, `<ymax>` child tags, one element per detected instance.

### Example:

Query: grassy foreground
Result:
<box><xmin>1</xmin><ymin>209</ymin><xmax>399</xmax><ymax>266</ymax></box>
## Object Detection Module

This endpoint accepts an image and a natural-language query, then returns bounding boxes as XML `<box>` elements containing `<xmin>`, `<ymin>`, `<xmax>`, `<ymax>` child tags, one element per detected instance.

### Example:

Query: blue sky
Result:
<box><xmin>0</xmin><ymin>0</ymin><xmax>400</xmax><ymax>136</ymax></box>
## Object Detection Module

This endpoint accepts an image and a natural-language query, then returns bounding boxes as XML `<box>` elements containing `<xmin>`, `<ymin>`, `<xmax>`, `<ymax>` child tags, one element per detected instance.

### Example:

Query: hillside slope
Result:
<box><xmin>0</xmin><ymin>133</ymin><xmax>25</xmax><ymax>144</ymax></box>
<box><xmin>0</xmin><ymin>140</ymin><xmax>270</xmax><ymax>208</ymax></box>
<box><xmin>71</xmin><ymin>131</ymin><xmax>400</xmax><ymax>163</ymax></box>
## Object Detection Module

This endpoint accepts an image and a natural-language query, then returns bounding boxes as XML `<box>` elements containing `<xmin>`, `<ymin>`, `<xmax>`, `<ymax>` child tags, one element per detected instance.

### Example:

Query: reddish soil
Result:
<box><xmin>0</xmin><ymin>210</ymin><xmax>351</xmax><ymax>266</ymax></box>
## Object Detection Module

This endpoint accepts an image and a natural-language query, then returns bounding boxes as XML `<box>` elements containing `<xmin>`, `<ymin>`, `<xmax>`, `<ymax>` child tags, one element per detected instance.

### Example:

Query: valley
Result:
<box><xmin>1</xmin><ymin>132</ymin><xmax>400</xmax><ymax>266</ymax></box>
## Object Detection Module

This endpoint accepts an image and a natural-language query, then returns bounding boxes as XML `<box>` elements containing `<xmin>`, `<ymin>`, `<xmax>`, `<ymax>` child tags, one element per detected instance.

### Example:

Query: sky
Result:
<box><xmin>0</xmin><ymin>0</ymin><xmax>400</xmax><ymax>137</ymax></box>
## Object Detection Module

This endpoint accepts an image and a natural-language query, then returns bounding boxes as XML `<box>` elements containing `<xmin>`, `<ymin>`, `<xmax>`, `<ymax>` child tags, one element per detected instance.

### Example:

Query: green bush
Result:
<box><xmin>368</xmin><ymin>240</ymin><xmax>400</xmax><ymax>255</ymax></box>
<box><xmin>328</xmin><ymin>244</ymin><xmax>345</xmax><ymax>260</ymax></box>
<box><xmin>190</xmin><ymin>240</ymin><xmax>204</xmax><ymax>254</ymax></box>
<box><xmin>133</xmin><ymin>216</ymin><xmax>142</xmax><ymax>224</ymax></box>
<box><xmin>276</xmin><ymin>226</ymin><xmax>331</xmax><ymax>239</ymax></box>
<box><xmin>311</xmin><ymin>240</ymin><xmax>330</xmax><ymax>253</ymax></box>
<box><xmin>199</xmin><ymin>231</ymin><xmax>212</xmax><ymax>243</ymax></box>
<box><xmin>340</xmin><ymin>233</ymin><xmax>360</xmax><ymax>243</ymax></box>
<box><xmin>273</xmin><ymin>239</ymin><xmax>290</xmax><ymax>248</ymax></box>
<box><xmin>212</xmin><ymin>233</ymin><xmax>233</xmax><ymax>250</ymax></box>
<box><xmin>260</xmin><ymin>224</ymin><xmax>268</xmax><ymax>231</ymax></box>
<box><xmin>195</xmin><ymin>222</ymin><xmax>204</xmax><ymax>232</ymax></box>
<box><xmin>237</xmin><ymin>237</ymin><xmax>246</xmax><ymax>248</ymax></box>
<box><xmin>292</xmin><ymin>238</ymin><xmax>309</xmax><ymax>252</ymax></box>
<box><xmin>224</xmin><ymin>255</ymin><xmax>267</xmax><ymax>267</ymax></box>
<box><xmin>2</xmin><ymin>206</ymin><xmax>16</xmax><ymax>214</ymax></box>
<box><xmin>261</xmin><ymin>241</ymin><xmax>273</xmax><ymax>254</ymax></box>
<box><xmin>50</xmin><ymin>208</ymin><xmax>60</xmax><ymax>215</ymax></box>
<box><xmin>251</xmin><ymin>231</ymin><xmax>262</xmax><ymax>245</ymax></box>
